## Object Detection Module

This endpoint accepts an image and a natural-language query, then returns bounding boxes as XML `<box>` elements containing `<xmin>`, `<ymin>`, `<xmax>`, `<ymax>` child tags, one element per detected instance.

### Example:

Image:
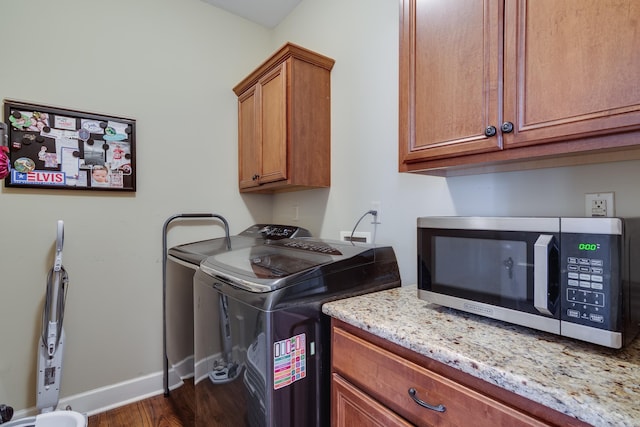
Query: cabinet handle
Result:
<box><xmin>408</xmin><ymin>388</ymin><xmax>446</xmax><ymax>413</ymax></box>
<box><xmin>501</xmin><ymin>121</ymin><xmax>514</xmax><ymax>133</ymax></box>
<box><xmin>252</xmin><ymin>174</ymin><xmax>260</xmax><ymax>181</ymax></box>
<box><xmin>484</xmin><ymin>126</ymin><xmax>497</xmax><ymax>137</ymax></box>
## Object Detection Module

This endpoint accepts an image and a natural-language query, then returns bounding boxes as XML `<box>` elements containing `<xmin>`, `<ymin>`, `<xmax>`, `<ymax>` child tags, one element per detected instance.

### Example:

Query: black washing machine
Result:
<box><xmin>193</xmin><ymin>236</ymin><xmax>401</xmax><ymax>426</ymax></box>
<box><xmin>164</xmin><ymin>223</ymin><xmax>312</xmax><ymax>425</ymax></box>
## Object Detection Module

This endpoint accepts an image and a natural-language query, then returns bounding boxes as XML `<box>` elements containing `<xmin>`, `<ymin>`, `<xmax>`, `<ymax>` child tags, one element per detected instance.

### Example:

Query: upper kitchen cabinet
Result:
<box><xmin>233</xmin><ymin>43</ymin><xmax>335</xmax><ymax>193</ymax></box>
<box><xmin>399</xmin><ymin>0</ymin><xmax>640</xmax><ymax>175</ymax></box>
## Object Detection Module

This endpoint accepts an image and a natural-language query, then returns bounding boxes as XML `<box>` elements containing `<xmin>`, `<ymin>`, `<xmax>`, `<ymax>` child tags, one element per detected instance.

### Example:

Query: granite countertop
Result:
<box><xmin>323</xmin><ymin>285</ymin><xmax>640</xmax><ymax>427</ymax></box>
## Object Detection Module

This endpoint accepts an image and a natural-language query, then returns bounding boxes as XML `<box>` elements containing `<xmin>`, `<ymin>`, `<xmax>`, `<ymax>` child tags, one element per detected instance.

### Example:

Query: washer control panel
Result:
<box><xmin>240</xmin><ymin>224</ymin><xmax>312</xmax><ymax>240</ymax></box>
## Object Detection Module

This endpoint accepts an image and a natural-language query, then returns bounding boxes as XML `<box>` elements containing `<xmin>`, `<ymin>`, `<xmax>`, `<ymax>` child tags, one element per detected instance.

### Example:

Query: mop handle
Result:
<box><xmin>55</xmin><ymin>220</ymin><xmax>64</xmax><ymax>272</ymax></box>
<box><xmin>48</xmin><ymin>220</ymin><xmax>65</xmax><ymax>356</ymax></box>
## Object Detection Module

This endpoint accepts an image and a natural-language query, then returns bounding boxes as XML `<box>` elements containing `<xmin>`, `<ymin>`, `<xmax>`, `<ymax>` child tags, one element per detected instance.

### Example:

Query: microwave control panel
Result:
<box><xmin>561</xmin><ymin>233</ymin><xmax>620</xmax><ymax>331</ymax></box>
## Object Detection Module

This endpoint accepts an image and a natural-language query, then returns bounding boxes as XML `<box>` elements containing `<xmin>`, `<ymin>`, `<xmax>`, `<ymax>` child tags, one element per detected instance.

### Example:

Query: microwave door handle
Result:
<box><xmin>534</xmin><ymin>234</ymin><xmax>554</xmax><ymax>316</ymax></box>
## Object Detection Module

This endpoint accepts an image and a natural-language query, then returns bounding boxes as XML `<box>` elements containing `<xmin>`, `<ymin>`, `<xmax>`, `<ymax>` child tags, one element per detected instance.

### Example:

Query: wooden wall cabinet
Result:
<box><xmin>399</xmin><ymin>0</ymin><xmax>640</xmax><ymax>175</ymax></box>
<box><xmin>233</xmin><ymin>43</ymin><xmax>334</xmax><ymax>193</ymax></box>
<box><xmin>331</xmin><ymin>319</ymin><xmax>590</xmax><ymax>427</ymax></box>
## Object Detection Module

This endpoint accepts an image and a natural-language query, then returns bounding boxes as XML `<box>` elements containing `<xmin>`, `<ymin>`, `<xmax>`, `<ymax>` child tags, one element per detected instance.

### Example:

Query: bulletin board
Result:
<box><xmin>3</xmin><ymin>100</ymin><xmax>136</xmax><ymax>191</ymax></box>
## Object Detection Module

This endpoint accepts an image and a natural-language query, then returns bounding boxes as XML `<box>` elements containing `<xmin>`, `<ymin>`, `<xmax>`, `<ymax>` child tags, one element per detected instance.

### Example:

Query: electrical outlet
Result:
<box><xmin>340</xmin><ymin>231</ymin><xmax>371</xmax><ymax>243</ymax></box>
<box><xmin>371</xmin><ymin>201</ymin><xmax>381</xmax><ymax>224</ymax></box>
<box><xmin>585</xmin><ymin>192</ymin><xmax>614</xmax><ymax>217</ymax></box>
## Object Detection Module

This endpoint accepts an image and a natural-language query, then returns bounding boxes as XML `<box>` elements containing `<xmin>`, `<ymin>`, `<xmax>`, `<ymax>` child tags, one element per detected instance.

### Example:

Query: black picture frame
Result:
<box><xmin>3</xmin><ymin>99</ymin><xmax>136</xmax><ymax>192</ymax></box>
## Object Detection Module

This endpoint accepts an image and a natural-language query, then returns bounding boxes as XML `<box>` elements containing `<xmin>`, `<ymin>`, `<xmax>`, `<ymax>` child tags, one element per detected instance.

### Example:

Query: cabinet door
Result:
<box><xmin>332</xmin><ymin>373</ymin><xmax>413</xmax><ymax>427</ymax></box>
<box><xmin>503</xmin><ymin>0</ymin><xmax>640</xmax><ymax>148</ymax></box>
<box><xmin>333</xmin><ymin>327</ymin><xmax>551</xmax><ymax>427</ymax></box>
<box><xmin>258</xmin><ymin>63</ymin><xmax>288</xmax><ymax>184</ymax></box>
<box><xmin>238</xmin><ymin>86</ymin><xmax>261</xmax><ymax>189</ymax></box>
<box><xmin>399</xmin><ymin>0</ymin><xmax>502</xmax><ymax>167</ymax></box>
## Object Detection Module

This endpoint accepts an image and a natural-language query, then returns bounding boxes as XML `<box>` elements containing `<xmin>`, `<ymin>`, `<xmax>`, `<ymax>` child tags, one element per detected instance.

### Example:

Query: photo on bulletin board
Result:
<box><xmin>2</xmin><ymin>99</ymin><xmax>136</xmax><ymax>192</ymax></box>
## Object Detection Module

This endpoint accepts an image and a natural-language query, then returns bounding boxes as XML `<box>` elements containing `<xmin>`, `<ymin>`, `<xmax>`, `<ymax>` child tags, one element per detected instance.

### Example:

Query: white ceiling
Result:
<box><xmin>200</xmin><ymin>0</ymin><xmax>302</xmax><ymax>28</ymax></box>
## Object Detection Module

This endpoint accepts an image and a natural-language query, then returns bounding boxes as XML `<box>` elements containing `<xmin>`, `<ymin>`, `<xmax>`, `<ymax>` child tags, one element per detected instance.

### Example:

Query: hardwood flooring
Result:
<box><xmin>87</xmin><ymin>394</ymin><xmax>185</xmax><ymax>427</ymax></box>
<box><xmin>88</xmin><ymin>380</ymin><xmax>193</xmax><ymax>427</ymax></box>
<box><xmin>87</xmin><ymin>375</ymin><xmax>248</xmax><ymax>426</ymax></box>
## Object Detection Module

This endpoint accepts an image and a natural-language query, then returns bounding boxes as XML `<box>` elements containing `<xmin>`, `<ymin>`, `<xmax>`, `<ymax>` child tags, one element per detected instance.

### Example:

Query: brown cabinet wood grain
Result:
<box><xmin>234</xmin><ymin>43</ymin><xmax>334</xmax><ymax>193</ymax></box>
<box><xmin>333</xmin><ymin>373</ymin><xmax>413</xmax><ymax>427</ymax></box>
<box><xmin>331</xmin><ymin>319</ymin><xmax>591</xmax><ymax>427</ymax></box>
<box><xmin>399</xmin><ymin>0</ymin><xmax>640</xmax><ymax>175</ymax></box>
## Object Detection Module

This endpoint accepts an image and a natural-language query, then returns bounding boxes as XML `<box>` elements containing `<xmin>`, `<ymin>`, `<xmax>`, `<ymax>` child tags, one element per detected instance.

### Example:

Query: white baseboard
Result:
<box><xmin>66</xmin><ymin>371</ymin><xmax>166</xmax><ymax>417</ymax></box>
<box><xmin>12</xmin><ymin>368</ymin><xmax>183</xmax><ymax>420</ymax></box>
<box><xmin>171</xmin><ymin>354</ymin><xmax>195</xmax><ymax>381</ymax></box>
<box><xmin>12</xmin><ymin>354</ymin><xmax>205</xmax><ymax>420</ymax></box>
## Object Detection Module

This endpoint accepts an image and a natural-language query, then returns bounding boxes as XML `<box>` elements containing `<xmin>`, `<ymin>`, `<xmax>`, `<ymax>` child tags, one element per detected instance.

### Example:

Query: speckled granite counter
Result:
<box><xmin>323</xmin><ymin>285</ymin><xmax>640</xmax><ymax>427</ymax></box>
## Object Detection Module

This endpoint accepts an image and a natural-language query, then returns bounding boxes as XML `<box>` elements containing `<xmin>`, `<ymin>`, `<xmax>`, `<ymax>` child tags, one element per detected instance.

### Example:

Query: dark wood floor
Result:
<box><xmin>87</xmin><ymin>393</ymin><xmax>185</xmax><ymax>427</ymax></box>
<box><xmin>88</xmin><ymin>380</ymin><xmax>194</xmax><ymax>427</ymax></box>
<box><xmin>87</xmin><ymin>376</ymin><xmax>248</xmax><ymax>426</ymax></box>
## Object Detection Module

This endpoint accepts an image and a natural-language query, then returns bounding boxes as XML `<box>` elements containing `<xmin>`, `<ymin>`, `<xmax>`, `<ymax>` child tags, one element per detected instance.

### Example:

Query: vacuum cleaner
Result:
<box><xmin>37</xmin><ymin>220</ymin><xmax>69</xmax><ymax>413</ymax></box>
<box><xmin>0</xmin><ymin>220</ymin><xmax>86</xmax><ymax>426</ymax></box>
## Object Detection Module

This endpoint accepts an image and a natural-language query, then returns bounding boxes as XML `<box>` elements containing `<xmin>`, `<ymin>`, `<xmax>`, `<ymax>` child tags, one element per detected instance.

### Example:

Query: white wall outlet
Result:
<box><xmin>371</xmin><ymin>201</ymin><xmax>381</xmax><ymax>224</ymax></box>
<box><xmin>585</xmin><ymin>192</ymin><xmax>614</xmax><ymax>217</ymax></box>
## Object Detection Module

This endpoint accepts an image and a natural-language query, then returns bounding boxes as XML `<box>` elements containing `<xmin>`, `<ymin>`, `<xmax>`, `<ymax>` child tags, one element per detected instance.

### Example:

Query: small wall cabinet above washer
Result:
<box><xmin>233</xmin><ymin>43</ymin><xmax>335</xmax><ymax>193</ymax></box>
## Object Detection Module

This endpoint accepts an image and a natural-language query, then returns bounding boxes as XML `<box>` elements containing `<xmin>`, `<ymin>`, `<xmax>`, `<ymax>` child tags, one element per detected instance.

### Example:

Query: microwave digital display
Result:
<box><xmin>578</xmin><ymin>243</ymin><xmax>600</xmax><ymax>251</ymax></box>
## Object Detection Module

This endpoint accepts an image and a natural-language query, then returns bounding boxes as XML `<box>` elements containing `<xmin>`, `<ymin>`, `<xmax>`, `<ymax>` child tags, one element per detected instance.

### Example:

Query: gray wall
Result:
<box><xmin>0</xmin><ymin>0</ymin><xmax>274</xmax><ymax>413</ymax></box>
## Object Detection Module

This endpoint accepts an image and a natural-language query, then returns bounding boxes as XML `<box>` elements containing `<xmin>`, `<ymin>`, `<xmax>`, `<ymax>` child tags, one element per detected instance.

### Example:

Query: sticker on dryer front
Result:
<box><xmin>273</xmin><ymin>333</ymin><xmax>306</xmax><ymax>390</ymax></box>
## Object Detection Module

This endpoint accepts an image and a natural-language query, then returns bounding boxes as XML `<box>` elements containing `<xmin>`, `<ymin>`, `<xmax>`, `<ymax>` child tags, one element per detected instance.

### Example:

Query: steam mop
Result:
<box><xmin>37</xmin><ymin>220</ymin><xmax>68</xmax><ymax>413</ymax></box>
<box><xmin>0</xmin><ymin>220</ymin><xmax>86</xmax><ymax>426</ymax></box>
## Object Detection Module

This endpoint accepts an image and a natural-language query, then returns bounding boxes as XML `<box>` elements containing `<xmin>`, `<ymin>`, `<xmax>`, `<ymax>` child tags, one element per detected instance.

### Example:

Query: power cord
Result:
<box><xmin>350</xmin><ymin>210</ymin><xmax>378</xmax><ymax>245</ymax></box>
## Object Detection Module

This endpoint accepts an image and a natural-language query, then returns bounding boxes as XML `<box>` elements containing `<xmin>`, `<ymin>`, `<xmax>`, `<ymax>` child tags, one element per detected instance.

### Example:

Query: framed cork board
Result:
<box><xmin>3</xmin><ymin>100</ymin><xmax>136</xmax><ymax>191</ymax></box>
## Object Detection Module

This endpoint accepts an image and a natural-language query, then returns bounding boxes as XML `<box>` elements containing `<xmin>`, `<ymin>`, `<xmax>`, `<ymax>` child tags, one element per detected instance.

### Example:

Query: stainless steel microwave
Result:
<box><xmin>417</xmin><ymin>217</ymin><xmax>640</xmax><ymax>348</ymax></box>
